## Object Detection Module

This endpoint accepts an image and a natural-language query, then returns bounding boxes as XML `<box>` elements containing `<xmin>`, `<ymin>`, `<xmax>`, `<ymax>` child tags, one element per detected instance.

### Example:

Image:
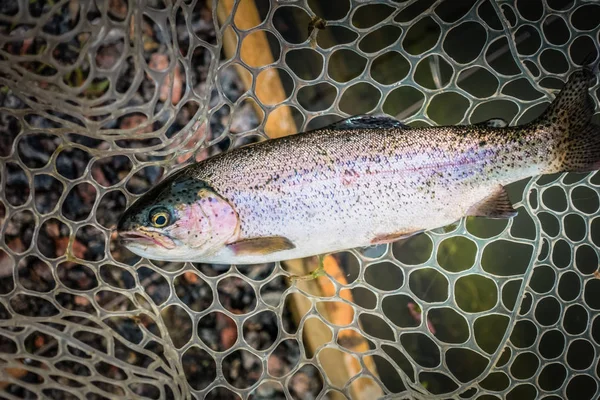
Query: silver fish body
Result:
<box><xmin>117</xmin><ymin>67</ymin><xmax>600</xmax><ymax>264</ymax></box>
<box><xmin>191</xmin><ymin>127</ymin><xmax>537</xmax><ymax>262</ymax></box>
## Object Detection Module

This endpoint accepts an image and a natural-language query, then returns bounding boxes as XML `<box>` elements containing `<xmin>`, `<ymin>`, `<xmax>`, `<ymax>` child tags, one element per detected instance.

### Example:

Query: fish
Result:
<box><xmin>117</xmin><ymin>65</ymin><xmax>600</xmax><ymax>264</ymax></box>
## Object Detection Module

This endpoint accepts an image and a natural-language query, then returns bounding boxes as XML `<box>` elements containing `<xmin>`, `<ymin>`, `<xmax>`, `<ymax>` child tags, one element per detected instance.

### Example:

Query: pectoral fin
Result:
<box><xmin>467</xmin><ymin>185</ymin><xmax>518</xmax><ymax>219</ymax></box>
<box><xmin>227</xmin><ymin>236</ymin><xmax>295</xmax><ymax>256</ymax></box>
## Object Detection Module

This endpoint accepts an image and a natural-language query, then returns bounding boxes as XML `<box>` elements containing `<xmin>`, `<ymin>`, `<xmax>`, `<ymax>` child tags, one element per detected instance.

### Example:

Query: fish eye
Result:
<box><xmin>150</xmin><ymin>208</ymin><xmax>170</xmax><ymax>228</ymax></box>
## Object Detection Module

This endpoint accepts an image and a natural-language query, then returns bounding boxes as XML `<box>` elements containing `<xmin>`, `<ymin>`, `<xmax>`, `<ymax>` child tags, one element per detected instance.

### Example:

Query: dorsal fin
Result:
<box><xmin>467</xmin><ymin>185</ymin><xmax>518</xmax><ymax>219</ymax></box>
<box><xmin>328</xmin><ymin>114</ymin><xmax>409</xmax><ymax>131</ymax></box>
<box><xmin>475</xmin><ymin>118</ymin><xmax>508</xmax><ymax>128</ymax></box>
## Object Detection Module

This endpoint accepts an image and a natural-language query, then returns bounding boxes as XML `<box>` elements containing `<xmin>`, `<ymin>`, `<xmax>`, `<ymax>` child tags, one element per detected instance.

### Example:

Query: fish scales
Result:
<box><xmin>117</xmin><ymin>67</ymin><xmax>600</xmax><ymax>264</ymax></box>
<box><xmin>185</xmin><ymin>126</ymin><xmax>547</xmax><ymax>260</ymax></box>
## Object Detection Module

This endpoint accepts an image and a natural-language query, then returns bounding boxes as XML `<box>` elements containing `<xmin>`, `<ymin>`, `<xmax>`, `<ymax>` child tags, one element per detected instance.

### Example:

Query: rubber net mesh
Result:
<box><xmin>0</xmin><ymin>0</ymin><xmax>599</xmax><ymax>399</ymax></box>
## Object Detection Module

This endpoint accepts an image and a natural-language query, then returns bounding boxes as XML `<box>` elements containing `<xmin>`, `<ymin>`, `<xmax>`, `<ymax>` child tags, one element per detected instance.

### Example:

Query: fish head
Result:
<box><xmin>117</xmin><ymin>170</ymin><xmax>239</xmax><ymax>261</ymax></box>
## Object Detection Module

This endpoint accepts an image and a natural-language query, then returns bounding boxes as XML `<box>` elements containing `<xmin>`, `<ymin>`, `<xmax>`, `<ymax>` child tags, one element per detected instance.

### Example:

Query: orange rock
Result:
<box><xmin>183</xmin><ymin>271</ymin><xmax>198</xmax><ymax>284</ymax></box>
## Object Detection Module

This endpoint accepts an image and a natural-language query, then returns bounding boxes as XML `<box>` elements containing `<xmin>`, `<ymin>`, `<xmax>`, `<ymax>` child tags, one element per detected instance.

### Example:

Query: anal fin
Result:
<box><xmin>467</xmin><ymin>185</ymin><xmax>518</xmax><ymax>219</ymax></box>
<box><xmin>227</xmin><ymin>236</ymin><xmax>295</xmax><ymax>256</ymax></box>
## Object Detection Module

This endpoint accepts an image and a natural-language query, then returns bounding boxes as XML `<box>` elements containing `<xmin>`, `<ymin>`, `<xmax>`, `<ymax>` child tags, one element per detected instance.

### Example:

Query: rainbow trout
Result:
<box><xmin>118</xmin><ymin>67</ymin><xmax>600</xmax><ymax>264</ymax></box>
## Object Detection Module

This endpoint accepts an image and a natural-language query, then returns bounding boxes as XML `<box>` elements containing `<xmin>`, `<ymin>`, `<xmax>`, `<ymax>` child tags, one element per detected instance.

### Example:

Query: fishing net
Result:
<box><xmin>0</xmin><ymin>0</ymin><xmax>599</xmax><ymax>398</ymax></box>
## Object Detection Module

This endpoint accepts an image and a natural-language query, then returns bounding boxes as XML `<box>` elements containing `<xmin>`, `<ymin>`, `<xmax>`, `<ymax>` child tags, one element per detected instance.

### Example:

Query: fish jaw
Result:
<box><xmin>118</xmin><ymin>230</ymin><xmax>195</xmax><ymax>261</ymax></box>
<box><xmin>118</xmin><ymin>229</ymin><xmax>176</xmax><ymax>250</ymax></box>
<box><xmin>119</xmin><ymin>239</ymin><xmax>221</xmax><ymax>262</ymax></box>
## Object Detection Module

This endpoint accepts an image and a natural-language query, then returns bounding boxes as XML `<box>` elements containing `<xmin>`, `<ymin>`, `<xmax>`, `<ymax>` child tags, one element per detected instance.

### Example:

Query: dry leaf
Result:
<box><xmin>0</xmin><ymin>251</ymin><xmax>13</xmax><ymax>278</ymax></box>
<box><xmin>6</xmin><ymin>238</ymin><xmax>24</xmax><ymax>253</ymax></box>
<box><xmin>74</xmin><ymin>295</ymin><xmax>90</xmax><ymax>306</ymax></box>
<box><xmin>45</xmin><ymin>221</ymin><xmax>60</xmax><ymax>238</ymax></box>
<box><xmin>120</xmin><ymin>114</ymin><xmax>153</xmax><ymax>134</ymax></box>
<box><xmin>91</xmin><ymin>166</ymin><xmax>110</xmax><ymax>187</ymax></box>
<box><xmin>34</xmin><ymin>335</ymin><xmax>45</xmax><ymax>348</ymax></box>
<box><xmin>20</xmin><ymin>38</ymin><xmax>33</xmax><ymax>55</ymax></box>
<box><xmin>219</xmin><ymin>313</ymin><xmax>237</xmax><ymax>349</ymax></box>
<box><xmin>72</xmin><ymin>239</ymin><xmax>87</xmax><ymax>260</ymax></box>
<box><xmin>54</xmin><ymin>238</ymin><xmax>69</xmax><ymax>258</ymax></box>
<box><xmin>174</xmin><ymin>122</ymin><xmax>206</xmax><ymax>164</ymax></box>
<box><xmin>57</xmin><ymin>238</ymin><xmax>87</xmax><ymax>260</ymax></box>
<box><xmin>149</xmin><ymin>53</ymin><xmax>183</xmax><ymax>105</ymax></box>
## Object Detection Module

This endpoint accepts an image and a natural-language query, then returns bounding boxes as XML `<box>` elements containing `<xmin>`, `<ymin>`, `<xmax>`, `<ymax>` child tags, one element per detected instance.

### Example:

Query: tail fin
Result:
<box><xmin>537</xmin><ymin>60</ymin><xmax>600</xmax><ymax>173</ymax></box>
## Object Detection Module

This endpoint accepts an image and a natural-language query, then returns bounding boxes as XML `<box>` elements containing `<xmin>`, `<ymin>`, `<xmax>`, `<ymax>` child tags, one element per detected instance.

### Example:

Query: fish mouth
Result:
<box><xmin>118</xmin><ymin>230</ymin><xmax>176</xmax><ymax>250</ymax></box>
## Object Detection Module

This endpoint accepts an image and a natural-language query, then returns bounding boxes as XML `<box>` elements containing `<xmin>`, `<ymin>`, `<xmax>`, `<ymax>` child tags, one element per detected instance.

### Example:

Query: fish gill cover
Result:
<box><xmin>0</xmin><ymin>0</ymin><xmax>599</xmax><ymax>399</ymax></box>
